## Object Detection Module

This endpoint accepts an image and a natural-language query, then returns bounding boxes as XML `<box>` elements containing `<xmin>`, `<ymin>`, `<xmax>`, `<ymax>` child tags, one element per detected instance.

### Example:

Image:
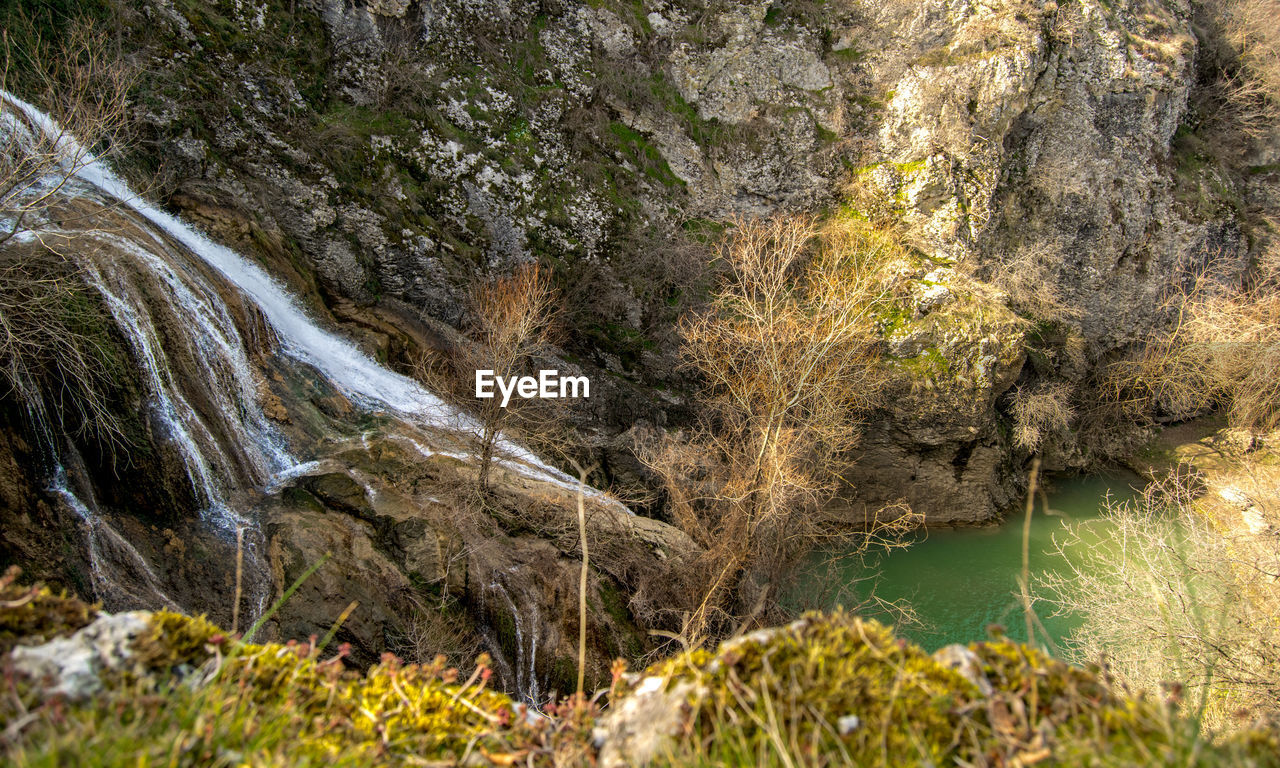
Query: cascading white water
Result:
<box><xmin>488</xmin><ymin>576</ymin><xmax>543</xmax><ymax>706</ymax></box>
<box><xmin>47</xmin><ymin>463</ymin><xmax>180</xmax><ymax>612</ymax></box>
<box><xmin>3</xmin><ymin>90</ymin><xmax>292</xmax><ymax>620</ymax></box>
<box><xmin>3</xmin><ymin>89</ymin><xmax>621</xmax><ymax>700</ymax></box>
<box><xmin>79</xmin><ymin>243</ymin><xmax>263</xmax><ymax>533</ymax></box>
<box><xmin>2</xmin><ymin>88</ymin><xmax>628</xmax><ymax>506</ymax></box>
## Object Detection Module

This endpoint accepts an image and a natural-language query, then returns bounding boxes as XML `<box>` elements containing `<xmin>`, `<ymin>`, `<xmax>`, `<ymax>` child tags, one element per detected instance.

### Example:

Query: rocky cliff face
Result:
<box><xmin>0</xmin><ymin>138</ymin><xmax>693</xmax><ymax>701</ymax></box>
<box><xmin>106</xmin><ymin>0</ymin><xmax>1269</xmax><ymax>524</ymax></box>
<box><xmin>2</xmin><ymin>0</ymin><xmax>1275</xmax><ymax>701</ymax></box>
<box><xmin>862</xmin><ymin>0</ymin><xmax>1246</xmax><ymax>344</ymax></box>
<box><xmin>833</xmin><ymin>0</ymin><xmax>1258</xmax><ymax>517</ymax></box>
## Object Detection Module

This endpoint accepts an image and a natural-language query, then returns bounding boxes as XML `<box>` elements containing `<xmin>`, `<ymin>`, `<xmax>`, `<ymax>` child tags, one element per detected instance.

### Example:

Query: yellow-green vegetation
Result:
<box><xmin>0</xmin><ymin>568</ymin><xmax>95</xmax><ymax>655</ymax></box>
<box><xmin>4</xmin><ymin>578</ymin><xmax>1278</xmax><ymax>766</ymax></box>
<box><xmin>1</xmin><ymin>578</ymin><xmax>593</xmax><ymax>767</ymax></box>
<box><xmin>640</xmin><ymin>614</ymin><xmax>971</xmax><ymax>766</ymax></box>
<box><xmin>635</xmin><ymin>613</ymin><xmax>1280</xmax><ymax>767</ymax></box>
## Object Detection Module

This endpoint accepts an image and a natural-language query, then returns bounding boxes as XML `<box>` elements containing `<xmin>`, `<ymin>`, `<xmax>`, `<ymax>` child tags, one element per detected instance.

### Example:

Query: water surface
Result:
<box><xmin>806</xmin><ymin>473</ymin><xmax>1144</xmax><ymax>650</ymax></box>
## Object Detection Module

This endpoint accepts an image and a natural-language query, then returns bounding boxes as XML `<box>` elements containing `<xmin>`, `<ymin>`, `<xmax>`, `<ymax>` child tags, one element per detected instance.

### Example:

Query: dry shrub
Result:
<box><xmin>1218</xmin><ymin>0</ymin><xmax>1280</xmax><ymax>139</ymax></box>
<box><xmin>1009</xmin><ymin>382</ymin><xmax>1076</xmax><ymax>452</ymax></box>
<box><xmin>1</xmin><ymin>21</ymin><xmax>135</xmax><ymax>245</ymax></box>
<box><xmin>640</xmin><ymin>215</ymin><xmax>920</xmax><ymax>646</ymax></box>
<box><xmin>976</xmin><ymin>248</ymin><xmax>1079</xmax><ymax>326</ymax></box>
<box><xmin>1112</xmin><ymin>244</ymin><xmax>1280</xmax><ymax>432</ymax></box>
<box><xmin>0</xmin><ymin>240</ymin><xmax>127</xmax><ymax>448</ymax></box>
<box><xmin>415</xmin><ymin>264</ymin><xmax>560</xmax><ymax>492</ymax></box>
<box><xmin>1040</xmin><ymin>475</ymin><xmax>1280</xmax><ymax>729</ymax></box>
<box><xmin>376</xmin><ymin>17</ymin><xmax>437</xmax><ymax>113</ymax></box>
<box><xmin>394</xmin><ymin>600</ymin><xmax>484</xmax><ymax>669</ymax></box>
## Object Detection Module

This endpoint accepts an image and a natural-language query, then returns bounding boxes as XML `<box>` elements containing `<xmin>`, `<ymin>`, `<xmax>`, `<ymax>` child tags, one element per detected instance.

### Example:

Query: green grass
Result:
<box><xmin>608</xmin><ymin>122</ymin><xmax>686</xmax><ymax>188</ymax></box>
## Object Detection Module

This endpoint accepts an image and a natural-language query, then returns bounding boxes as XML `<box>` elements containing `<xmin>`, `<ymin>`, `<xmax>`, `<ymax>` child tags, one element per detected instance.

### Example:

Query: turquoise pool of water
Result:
<box><xmin>805</xmin><ymin>472</ymin><xmax>1144</xmax><ymax>651</ymax></box>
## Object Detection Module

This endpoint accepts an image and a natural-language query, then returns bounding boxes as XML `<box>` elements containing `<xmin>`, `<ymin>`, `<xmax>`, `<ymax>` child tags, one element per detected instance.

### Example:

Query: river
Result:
<box><xmin>803</xmin><ymin>472</ymin><xmax>1145</xmax><ymax>651</ymax></box>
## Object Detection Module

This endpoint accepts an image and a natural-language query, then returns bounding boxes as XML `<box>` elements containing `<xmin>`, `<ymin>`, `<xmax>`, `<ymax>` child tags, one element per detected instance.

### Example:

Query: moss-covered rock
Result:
<box><xmin>1</xmin><ymin>582</ymin><xmax>594</xmax><ymax>766</ymax></box>
<box><xmin>4</xmin><ymin>575</ymin><xmax>1278</xmax><ymax>766</ymax></box>
<box><xmin>0</xmin><ymin>567</ymin><xmax>96</xmax><ymax>656</ymax></box>
<box><xmin>597</xmin><ymin>612</ymin><xmax>1280</xmax><ymax>767</ymax></box>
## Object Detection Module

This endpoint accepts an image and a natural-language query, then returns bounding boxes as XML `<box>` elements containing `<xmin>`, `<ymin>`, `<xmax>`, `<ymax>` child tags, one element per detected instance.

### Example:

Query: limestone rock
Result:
<box><xmin>595</xmin><ymin>676</ymin><xmax>700</xmax><ymax>768</ymax></box>
<box><xmin>11</xmin><ymin>611</ymin><xmax>152</xmax><ymax>700</ymax></box>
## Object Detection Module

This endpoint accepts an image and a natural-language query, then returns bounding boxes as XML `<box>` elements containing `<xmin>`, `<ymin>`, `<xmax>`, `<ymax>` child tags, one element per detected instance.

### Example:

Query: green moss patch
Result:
<box><xmin>1</xmin><ymin>582</ymin><xmax>594</xmax><ymax>766</ymax></box>
<box><xmin>635</xmin><ymin>613</ymin><xmax>1280</xmax><ymax>767</ymax></box>
<box><xmin>3</xmin><ymin>579</ymin><xmax>1277</xmax><ymax>766</ymax></box>
<box><xmin>0</xmin><ymin>568</ymin><xmax>96</xmax><ymax>656</ymax></box>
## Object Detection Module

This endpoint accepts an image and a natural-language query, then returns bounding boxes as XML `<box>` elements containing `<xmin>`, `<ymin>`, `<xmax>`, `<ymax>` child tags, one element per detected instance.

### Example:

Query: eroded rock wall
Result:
<box><xmin>111</xmin><ymin>0</ymin><xmax>1269</xmax><ymax>523</ymax></box>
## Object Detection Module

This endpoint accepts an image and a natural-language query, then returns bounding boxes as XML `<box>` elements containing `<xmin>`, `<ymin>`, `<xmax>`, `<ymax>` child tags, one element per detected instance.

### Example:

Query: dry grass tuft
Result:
<box><xmin>1041</xmin><ymin>471</ymin><xmax>1280</xmax><ymax>730</ymax></box>
<box><xmin>1218</xmin><ymin>0</ymin><xmax>1280</xmax><ymax>139</ymax></box>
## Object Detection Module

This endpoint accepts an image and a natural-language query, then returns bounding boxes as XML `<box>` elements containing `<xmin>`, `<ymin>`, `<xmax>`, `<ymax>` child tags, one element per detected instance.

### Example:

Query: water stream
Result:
<box><xmin>1</xmin><ymin>87</ymin><xmax>617</xmax><ymax>505</ymax></box>
<box><xmin>2</xmin><ymin>89</ymin><xmax>617</xmax><ymax>695</ymax></box>
<box><xmin>807</xmin><ymin>472</ymin><xmax>1145</xmax><ymax>651</ymax></box>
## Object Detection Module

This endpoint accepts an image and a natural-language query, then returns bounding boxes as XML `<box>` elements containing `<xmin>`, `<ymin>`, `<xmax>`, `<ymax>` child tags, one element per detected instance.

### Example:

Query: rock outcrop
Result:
<box><xmin>0</xmin><ymin>165</ymin><xmax>694</xmax><ymax>702</ymax></box>
<box><xmin>106</xmin><ymin>0</ymin><xmax>1270</xmax><ymax>524</ymax></box>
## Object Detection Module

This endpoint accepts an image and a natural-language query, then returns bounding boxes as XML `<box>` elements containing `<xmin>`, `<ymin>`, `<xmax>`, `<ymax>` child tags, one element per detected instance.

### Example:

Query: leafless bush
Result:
<box><xmin>1217</xmin><ymin>0</ymin><xmax>1280</xmax><ymax>139</ymax></box>
<box><xmin>1009</xmin><ymin>382</ymin><xmax>1075</xmax><ymax>451</ymax></box>
<box><xmin>395</xmin><ymin>599</ymin><xmax>484</xmax><ymax>669</ymax></box>
<box><xmin>377</xmin><ymin>19</ymin><xmax>437</xmax><ymax>113</ymax></box>
<box><xmin>1</xmin><ymin>22</ymin><xmax>135</xmax><ymax>245</ymax></box>
<box><xmin>1111</xmin><ymin>244</ymin><xmax>1280</xmax><ymax>432</ymax></box>
<box><xmin>979</xmin><ymin>249</ymin><xmax>1078</xmax><ymax>326</ymax></box>
<box><xmin>0</xmin><ymin>240</ymin><xmax>125</xmax><ymax>448</ymax></box>
<box><xmin>0</xmin><ymin>22</ymin><xmax>136</xmax><ymax>449</ymax></box>
<box><xmin>1039</xmin><ymin>475</ymin><xmax>1280</xmax><ymax>729</ymax></box>
<box><xmin>417</xmin><ymin>264</ymin><xmax>560</xmax><ymax>492</ymax></box>
<box><xmin>640</xmin><ymin>215</ymin><xmax>921</xmax><ymax>646</ymax></box>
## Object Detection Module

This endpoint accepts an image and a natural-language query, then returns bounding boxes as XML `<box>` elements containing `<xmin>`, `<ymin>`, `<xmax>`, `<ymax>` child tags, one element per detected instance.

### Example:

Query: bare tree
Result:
<box><xmin>0</xmin><ymin>23</ymin><xmax>135</xmax><ymax>448</ymax></box>
<box><xmin>1</xmin><ymin>22</ymin><xmax>134</xmax><ymax>245</ymax></box>
<box><xmin>642</xmin><ymin>215</ymin><xmax>919</xmax><ymax>645</ymax></box>
<box><xmin>1040</xmin><ymin>474</ymin><xmax>1280</xmax><ymax>729</ymax></box>
<box><xmin>458</xmin><ymin>263</ymin><xmax>559</xmax><ymax>492</ymax></box>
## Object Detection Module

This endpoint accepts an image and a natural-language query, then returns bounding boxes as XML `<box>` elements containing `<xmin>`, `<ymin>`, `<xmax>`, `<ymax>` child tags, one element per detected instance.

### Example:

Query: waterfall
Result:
<box><xmin>78</xmin><ymin>235</ymin><xmax>286</xmax><ymax>534</ymax></box>
<box><xmin>2</xmin><ymin>89</ymin><xmax>620</xmax><ymax>697</ymax></box>
<box><xmin>487</xmin><ymin>575</ymin><xmax>543</xmax><ymax>706</ymax></box>
<box><xmin>1</xmin><ymin>88</ymin><xmax>627</xmax><ymax>506</ymax></box>
<box><xmin>47</xmin><ymin>463</ymin><xmax>181</xmax><ymax>612</ymax></box>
